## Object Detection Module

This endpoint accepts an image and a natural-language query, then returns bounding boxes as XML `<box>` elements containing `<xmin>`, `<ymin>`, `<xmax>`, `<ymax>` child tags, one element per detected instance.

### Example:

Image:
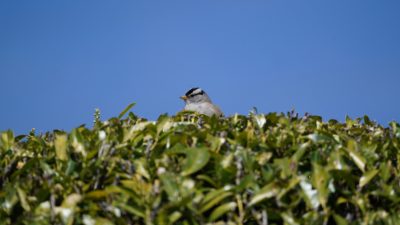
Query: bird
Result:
<box><xmin>180</xmin><ymin>87</ymin><xmax>223</xmax><ymax>117</ymax></box>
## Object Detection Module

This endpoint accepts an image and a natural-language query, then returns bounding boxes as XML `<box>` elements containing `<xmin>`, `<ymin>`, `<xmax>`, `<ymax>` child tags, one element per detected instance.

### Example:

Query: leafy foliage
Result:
<box><xmin>1</xmin><ymin>106</ymin><xmax>400</xmax><ymax>225</ymax></box>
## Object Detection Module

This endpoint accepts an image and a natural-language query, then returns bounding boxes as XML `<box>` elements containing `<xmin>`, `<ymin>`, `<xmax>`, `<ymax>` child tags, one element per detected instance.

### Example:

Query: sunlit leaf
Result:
<box><xmin>55</xmin><ymin>134</ymin><xmax>68</xmax><ymax>161</ymax></box>
<box><xmin>118</xmin><ymin>102</ymin><xmax>136</xmax><ymax>119</ymax></box>
<box><xmin>85</xmin><ymin>190</ymin><xmax>109</xmax><ymax>199</ymax></box>
<box><xmin>200</xmin><ymin>191</ymin><xmax>233</xmax><ymax>213</ymax></box>
<box><xmin>248</xmin><ymin>182</ymin><xmax>279</xmax><ymax>206</ymax></box>
<box><xmin>346</xmin><ymin>139</ymin><xmax>366</xmax><ymax>172</ymax></box>
<box><xmin>311</xmin><ymin>163</ymin><xmax>330</xmax><ymax>209</ymax></box>
<box><xmin>209</xmin><ymin>202</ymin><xmax>237</xmax><ymax>222</ymax></box>
<box><xmin>359</xmin><ymin>169</ymin><xmax>378</xmax><ymax>188</ymax></box>
<box><xmin>0</xmin><ymin>130</ymin><xmax>14</xmax><ymax>152</ymax></box>
<box><xmin>281</xmin><ymin>212</ymin><xmax>300</xmax><ymax>225</ymax></box>
<box><xmin>300</xmin><ymin>179</ymin><xmax>319</xmax><ymax>209</ymax></box>
<box><xmin>169</xmin><ymin>211</ymin><xmax>182</xmax><ymax>224</ymax></box>
<box><xmin>116</xmin><ymin>203</ymin><xmax>145</xmax><ymax>218</ymax></box>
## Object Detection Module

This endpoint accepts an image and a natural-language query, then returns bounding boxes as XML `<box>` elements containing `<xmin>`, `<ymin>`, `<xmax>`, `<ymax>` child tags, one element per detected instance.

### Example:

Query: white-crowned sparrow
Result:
<box><xmin>180</xmin><ymin>87</ymin><xmax>223</xmax><ymax>117</ymax></box>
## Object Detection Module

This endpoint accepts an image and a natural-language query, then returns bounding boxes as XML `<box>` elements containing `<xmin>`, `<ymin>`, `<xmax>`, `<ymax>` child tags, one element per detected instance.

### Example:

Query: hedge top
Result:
<box><xmin>1</xmin><ymin>106</ymin><xmax>400</xmax><ymax>225</ymax></box>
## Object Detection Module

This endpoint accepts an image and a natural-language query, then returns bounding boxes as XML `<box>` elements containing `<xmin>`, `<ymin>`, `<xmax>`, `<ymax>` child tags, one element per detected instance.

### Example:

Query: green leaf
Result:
<box><xmin>169</xmin><ymin>211</ymin><xmax>182</xmax><ymax>225</ymax></box>
<box><xmin>363</xmin><ymin>115</ymin><xmax>372</xmax><ymax>125</ymax></box>
<box><xmin>308</xmin><ymin>133</ymin><xmax>331</xmax><ymax>144</ymax></box>
<box><xmin>156</xmin><ymin>114</ymin><xmax>172</xmax><ymax>134</ymax></box>
<box><xmin>182</xmin><ymin>148</ymin><xmax>210</xmax><ymax>175</ymax></box>
<box><xmin>66</xmin><ymin>159</ymin><xmax>77</xmax><ymax>175</ymax></box>
<box><xmin>0</xmin><ymin>130</ymin><xmax>14</xmax><ymax>152</ymax></box>
<box><xmin>159</xmin><ymin>172</ymin><xmax>180</xmax><ymax>202</ymax></box>
<box><xmin>196</xmin><ymin>174</ymin><xmax>218</xmax><ymax>187</ymax></box>
<box><xmin>312</xmin><ymin>163</ymin><xmax>330</xmax><ymax>209</ymax></box>
<box><xmin>346</xmin><ymin>139</ymin><xmax>366</xmax><ymax>172</ymax></box>
<box><xmin>61</xmin><ymin>193</ymin><xmax>82</xmax><ymax>208</ymax></box>
<box><xmin>300</xmin><ymin>179</ymin><xmax>319</xmax><ymax>209</ymax></box>
<box><xmin>118</xmin><ymin>102</ymin><xmax>136</xmax><ymax>119</ymax></box>
<box><xmin>291</xmin><ymin>143</ymin><xmax>309</xmax><ymax>162</ymax></box>
<box><xmin>209</xmin><ymin>202</ymin><xmax>237</xmax><ymax>222</ymax></box>
<box><xmin>92</xmin><ymin>217</ymin><xmax>115</xmax><ymax>225</ymax></box>
<box><xmin>379</xmin><ymin>161</ymin><xmax>392</xmax><ymax>182</ymax></box>
<box><xmin>277</xmin><ymin>176</ymin><xmax>301</xmax><ymax>200</ymax></box>
<box><xmin>17</xmin><ymin>187</ymin><xmax>31</xmax><ymax>211</ymax></box>
<box><xmin>333</xmin><ymin>214</ymin><xmax>349</xmax><ymax>225</ymax></box>
<box><xmin>55</xmin><ymin>134</ymin><xmax>68</xmax><ymax>161</ymax></box>
<box><xmin>85</xmin><ymin>190</ymin><xmax>109</xmax><ymax>199</ymax></box>
<box><xmin>281</xmin><ymin>212</ymin><xmax>300</xmax><ymax>225</ymax></box>
<box><xmin>116</xmin><ymin>203</ymin><xmax>145</xmax><ymax>218</ymax></box>
<box><xmin>359</xmin><ymin>169</ymin><xmax>378</xmax><ymax>188</ymax></box>
<box><xmin>346</xmin><ymin>115</ymin><xmax>354</xmax><ymax>127</ymax></box>
<box><xmin>200</xmin><ymin>191</ymin><xmax>233</xmax><ymax>213</ymax></box>
<box><xmin>167</xmin><ymin>147</ymin><xmax>210</xmax><ymax>176</ymax></box>
<box><xmin>248</xmin><ymin>182</ymin><xmax>279</xmax><ymax>206</ymax></box>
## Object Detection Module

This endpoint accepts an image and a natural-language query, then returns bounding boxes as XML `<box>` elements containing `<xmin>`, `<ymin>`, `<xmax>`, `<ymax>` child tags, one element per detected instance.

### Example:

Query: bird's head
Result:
<box><xmin>180</xmin><ymin>87</ymin><xmax>212</xmax><ymax>104</ymax></box>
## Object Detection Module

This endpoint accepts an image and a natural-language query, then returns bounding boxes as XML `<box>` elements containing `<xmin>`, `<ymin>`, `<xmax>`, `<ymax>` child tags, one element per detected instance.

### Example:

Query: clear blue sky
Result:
<box><xmin>1</xmin><ymin>1</ymin><xmax>399</xmax><ymax>134</ymax></box>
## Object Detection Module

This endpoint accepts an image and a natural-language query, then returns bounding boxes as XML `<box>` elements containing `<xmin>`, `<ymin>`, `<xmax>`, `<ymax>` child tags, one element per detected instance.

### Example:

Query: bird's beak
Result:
<box><xmin>180</xmin><ymin>95</ymin><xmax>188</xmax><ymax>101</ymax></box>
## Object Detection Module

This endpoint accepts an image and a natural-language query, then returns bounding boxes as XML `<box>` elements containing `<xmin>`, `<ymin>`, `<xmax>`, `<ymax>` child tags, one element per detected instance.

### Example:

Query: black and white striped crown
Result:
<box><xmin>185</xmin><ymin>87</ymin><xmax>205</xmax><ymax>97</ymax></box>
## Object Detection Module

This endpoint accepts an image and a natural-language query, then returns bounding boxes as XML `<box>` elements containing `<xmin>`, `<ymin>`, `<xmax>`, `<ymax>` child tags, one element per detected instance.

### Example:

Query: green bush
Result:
<box><xmin>1</xmin><ymin>105</ymin><xmax>400</xmax><ymax>225</ymax></box>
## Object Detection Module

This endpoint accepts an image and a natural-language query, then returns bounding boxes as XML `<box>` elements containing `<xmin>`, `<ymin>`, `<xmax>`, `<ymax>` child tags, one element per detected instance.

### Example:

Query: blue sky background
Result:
<box><xmin>1</xmin><ymin>0</ymin><xmax>399</xmax><ymax>134</ymax></box>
